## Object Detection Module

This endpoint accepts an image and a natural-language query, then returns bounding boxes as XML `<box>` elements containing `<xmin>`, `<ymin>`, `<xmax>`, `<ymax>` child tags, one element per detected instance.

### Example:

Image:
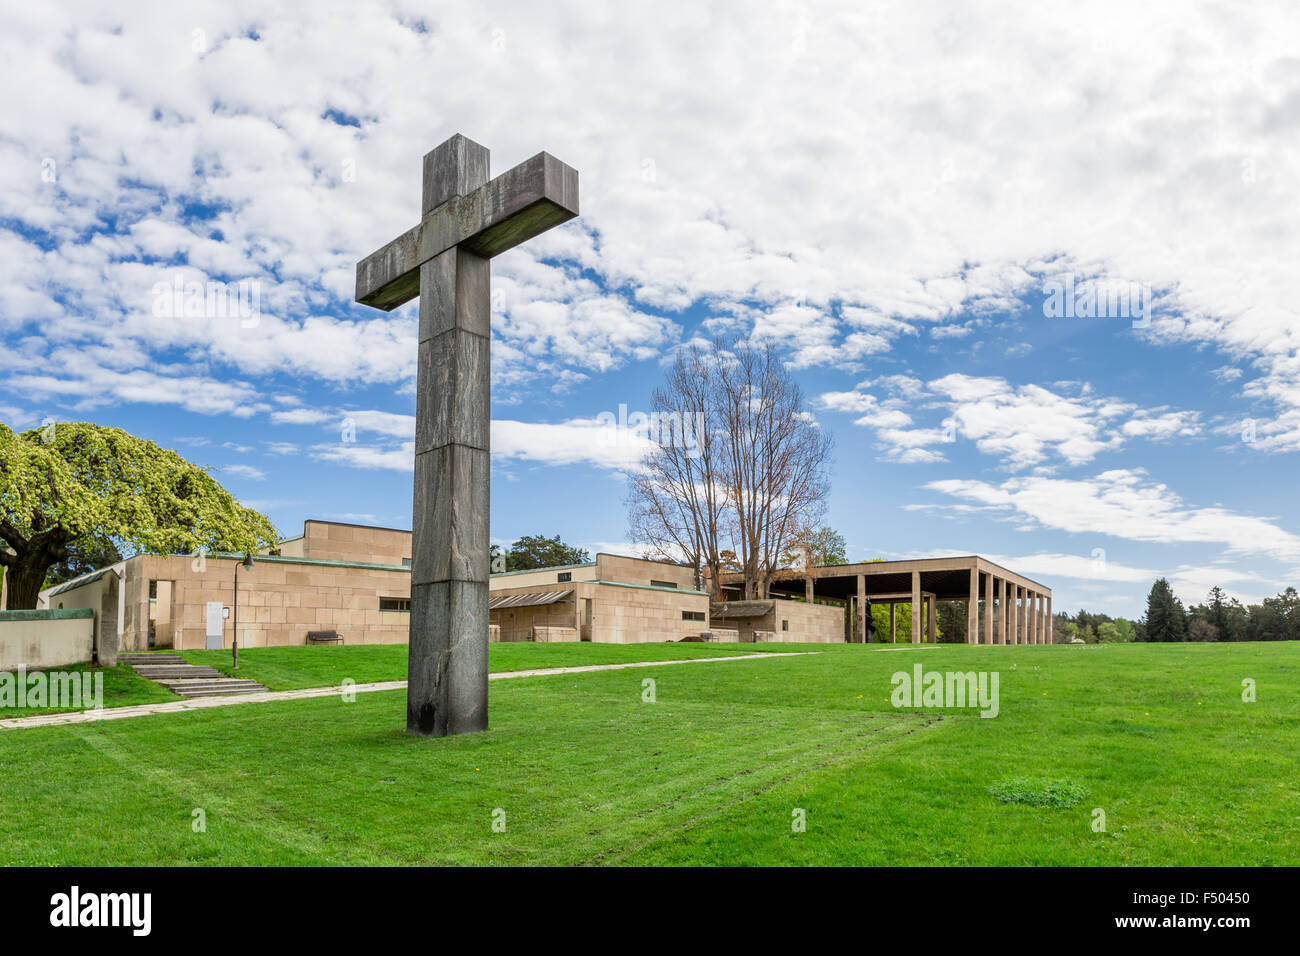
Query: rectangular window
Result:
<box><xmin>782</xmin><ymin>620</ymin><xmax>789</xmax><ymax>631</ymax></box>
<box><xmin>651</xmin><ymin>580</ymin><xmax>678</xmax><ymax>589</ymax></box>
<box><xmin>380</xmin><ymin>597</ymin><xmax>411</xmax><ymax>612</ymax></box>
<box><xmin>682</xmin><ymin>610</ymin><xmax>705</xmax><ymax>622</ymax></box>
<box><xmin>401</xmin><ymin>557</ymin><xmax>412</xmax><ymax>568</ymax></box>
<box><xmin>558</xmin><ymin>572</ymin><xmax>572</xmax><ymax>582</ymax></box>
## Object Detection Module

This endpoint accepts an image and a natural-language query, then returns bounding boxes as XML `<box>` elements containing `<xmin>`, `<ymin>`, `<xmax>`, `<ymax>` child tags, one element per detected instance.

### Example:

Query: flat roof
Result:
<box><xmin>720</xmin><ymin>555</ymin><xmax>1051</xmax><ymax>600</ymax></box>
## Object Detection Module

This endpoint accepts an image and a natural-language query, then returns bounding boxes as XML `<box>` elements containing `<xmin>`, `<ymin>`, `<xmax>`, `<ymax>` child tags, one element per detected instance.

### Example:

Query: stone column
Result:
<box><xmin>1015</xmin><ymin>586</ymin><xmax>1024</xmax><ymax>644</ymax></box>
<box><xmin>889</xmin><ymin>602</ymin><xmax>896</xmax><ymax>643</ymax></box>
<box><xmin>967</xmin><ymin>567</ymin><xmax>979</xmax><ymax>644</ymax></box>
<box><xmin>856</xmin><ymin>574</ymin><xmax>866</xmax><ymax>644</ymax></box>
<box><xmin>408</xmin><ymin>238</ymin><xmax>492</xmax><ymax>736</ymax></box>
<box><xmin>996</xmin><ymin>577</ymin><xmax>1007</xmax><ymax>645</ymax></box>
<box><xmin>911</xmin><ymin>570</ymin><xmax>922</xmax><ymax>644</ymax></box>
<box><xmin>1046</xmin><ymin>595</ymin><xmax>1053</xmax><ymax>644</ymax></box>
<box><xmin>805</xmin><ymin>575</ymin><xmax>814</xmax><ymax>604</ymax></box>
<box><xmin>926</xmin><ymin>594</ymin><xmax>936</xmax><ymax>643</ymax></box>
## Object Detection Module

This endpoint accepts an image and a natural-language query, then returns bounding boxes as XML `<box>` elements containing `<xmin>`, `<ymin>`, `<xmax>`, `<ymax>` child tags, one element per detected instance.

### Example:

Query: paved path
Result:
<box><xmin>0</xmin><ymin>651</ymin><xmax>817</xmax><ymax>731</ymax></box>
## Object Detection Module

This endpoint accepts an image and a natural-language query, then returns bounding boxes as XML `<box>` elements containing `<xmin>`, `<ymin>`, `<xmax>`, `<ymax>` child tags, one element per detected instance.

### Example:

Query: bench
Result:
<box><xmin>306</xmin><ymin>630</ymin><xmax>344</xmax><ymax>645</ymax></box>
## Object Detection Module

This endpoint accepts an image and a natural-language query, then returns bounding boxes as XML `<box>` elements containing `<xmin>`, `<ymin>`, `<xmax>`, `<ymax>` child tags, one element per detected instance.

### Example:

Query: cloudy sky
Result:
<box><xmin>4</xmin><ymin>0</ymin><xmax>1300</xmax><ymax>617</ymax></box>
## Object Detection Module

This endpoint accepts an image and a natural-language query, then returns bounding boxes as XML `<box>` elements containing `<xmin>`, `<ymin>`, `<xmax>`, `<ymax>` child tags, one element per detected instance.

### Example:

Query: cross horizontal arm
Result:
<box><xmin>355</xmin><ymin>152</ymin><xmax>579</xmax><ymax>311</ymax></box>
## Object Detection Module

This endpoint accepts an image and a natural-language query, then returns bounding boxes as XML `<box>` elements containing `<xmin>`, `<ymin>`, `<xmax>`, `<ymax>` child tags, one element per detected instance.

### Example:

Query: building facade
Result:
<box><xmin>37</xmin><ymin>521</ymin><xmax>716</xmax><ymax>653</ymax></box>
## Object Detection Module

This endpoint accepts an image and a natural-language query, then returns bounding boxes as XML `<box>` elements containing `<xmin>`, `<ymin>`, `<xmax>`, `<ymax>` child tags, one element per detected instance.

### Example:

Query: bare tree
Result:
<box><xmin>629</xmin><ymin>337</ymin><xmax>832</xmax><ymax>601</ymax></box>
<box><xmin>627</xmin><ymin>341</ymin><xmax>729</xmax><ymax>597</ymax></box>
<box><xmin>717</xmin><ymin>339</ymin><xmax>832</xmax><ymax>599</ymax></box>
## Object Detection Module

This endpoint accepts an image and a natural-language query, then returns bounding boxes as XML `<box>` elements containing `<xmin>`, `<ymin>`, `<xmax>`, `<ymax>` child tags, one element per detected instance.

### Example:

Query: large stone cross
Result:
<box><xmin>355</xmin><ymin>134</ymin><xmax>579</xmax><ymax>737</ymax></box>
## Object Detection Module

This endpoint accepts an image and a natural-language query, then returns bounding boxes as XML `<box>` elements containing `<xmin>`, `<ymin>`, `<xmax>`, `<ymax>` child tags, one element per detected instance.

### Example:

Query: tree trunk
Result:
<box><xmin>4</xmin><ymin>557</ymin><xmax>49</xmax><ymax>610</ymax></box>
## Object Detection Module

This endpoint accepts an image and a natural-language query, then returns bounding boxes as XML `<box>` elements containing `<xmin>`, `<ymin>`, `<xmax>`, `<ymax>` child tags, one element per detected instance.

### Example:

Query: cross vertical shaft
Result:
<box><xmin>408</xmin><ymin>137</ymin><xmax>491</xmax><ymax>736</ymax></box>
<box><xmin>354</xmin><ymin>132</ymin><xmax>578</xmax><ymax>737</ymax></box>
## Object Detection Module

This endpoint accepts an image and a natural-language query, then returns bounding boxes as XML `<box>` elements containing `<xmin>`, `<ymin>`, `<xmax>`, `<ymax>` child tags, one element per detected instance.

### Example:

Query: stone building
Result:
<box><xmin>488</xmin><ymin>553</ymin><xmax>708</xmax><ymax>644</ymax></box>
<box><xmin>709</xmin><ymin>598</ymin><xmax>845</xmax><ymax>643</ymax></box>
<box><xmin>36</xmin><ymin>520</ymin><xmax>714</xmax><ymax>653</ymax></box>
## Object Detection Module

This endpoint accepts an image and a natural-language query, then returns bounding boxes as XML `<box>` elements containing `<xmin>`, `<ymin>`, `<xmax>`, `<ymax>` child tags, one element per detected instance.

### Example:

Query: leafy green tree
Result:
<box><xmin>1141</xmin><ymin>578</ymin><xmax>1187</xmax><ymax>642</ymax></box>
<box><xmin>1096</xmin><ymin>619</ymin><xmax>1136</xmax><ymax>643</ymax></box>
<box><xmin>502</xmin><ymin>534</ymin><xmax>590</xmax><ymax>572</ymax></box>
<box><xmin>0</xmin><ymin>422</ymin><xmax>277</xmax><ymax>609</ymax></box>
<box><xmin>42</xmin><ymin>534</ymin><xmax>124</xmax><ymax>588</ymax></box>
<box><xmin>935</xmin><ymin>600</ymin><xmax>965</xmax><ymax>643</ymax></box>
<box><xmin>782</xmin><ymin>525</ymin><xmax>848</xmax><ymax>569</ymax></box>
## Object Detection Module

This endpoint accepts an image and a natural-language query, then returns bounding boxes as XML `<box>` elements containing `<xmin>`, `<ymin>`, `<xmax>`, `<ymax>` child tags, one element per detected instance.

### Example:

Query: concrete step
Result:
<box><xmin>155</xmin><ymin>677</ymin><xmax>264</xmax><ymax>688</ymax></box>
<box><xmin>120</xmin><ymin>654</ymin><xmax>186</xmax><ymax>664</ymax></box>
<box><xmin>131</xmin><ymin>666</ymin><xmax>225</xmax><ymax>678</ymax></box>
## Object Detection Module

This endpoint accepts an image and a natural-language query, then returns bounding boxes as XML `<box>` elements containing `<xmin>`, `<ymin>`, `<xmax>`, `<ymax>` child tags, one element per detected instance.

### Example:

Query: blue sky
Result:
<box><xmin>4</xmin><ymin>1</ymin><xmax>1300</xmax><ymax>618</ymax></box>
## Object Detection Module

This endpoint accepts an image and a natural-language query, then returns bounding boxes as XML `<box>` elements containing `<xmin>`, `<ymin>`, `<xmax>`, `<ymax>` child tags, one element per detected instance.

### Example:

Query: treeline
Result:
<box><xmin>1058</xmin><ymin>578</ymin><xmax>1300</xmax><ymax>644</ymax></box>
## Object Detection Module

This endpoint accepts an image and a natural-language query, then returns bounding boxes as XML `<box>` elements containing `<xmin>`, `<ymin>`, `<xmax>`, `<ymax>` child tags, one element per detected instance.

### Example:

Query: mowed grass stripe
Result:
<box><xmin>2</xmin><ymin>642</ymin><xmax>1297</xmax><ymax>865</ymax></box>
<box><xmin>0</xmin><ymin>655</ymin><xmax>937</xmax><ymax>866</ymax></box>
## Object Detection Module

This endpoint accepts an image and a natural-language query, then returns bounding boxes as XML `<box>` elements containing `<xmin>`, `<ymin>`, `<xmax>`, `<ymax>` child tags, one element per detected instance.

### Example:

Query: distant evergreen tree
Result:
<box><xmin>500</xmin><ymin>534</ymin><xmax>591</xmax><ymax>572</ymax></box>
<box><xmin>1141</xmin><ymin>578</ymin><xmax>1187</xmax><ymax>642</ymax></box>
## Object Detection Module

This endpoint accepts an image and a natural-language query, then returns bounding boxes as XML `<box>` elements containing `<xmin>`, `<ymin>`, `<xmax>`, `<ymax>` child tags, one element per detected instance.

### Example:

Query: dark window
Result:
<box><xmin>401</xmin><ymin>557</ymin><xmax>412</xmax><ymax>568</ymax></box>
<box><xmin>682</xmin><ymin>610</ymin><xmax>705</xmax><ymax>622</ymax></box>
<box><xmin>651</xmin><ymin>580</ymin><xmax>678</xmax><ymax>589</ymax></box>
<box><xmin>782</xmin><ymin>620</ymin><xmax>789</xmax><ymax>631</ymax></box>
<box><xmin>558</xmin><ymin>572</ymin><xmax>572</xmax><ymax>582</ymax></box>
<box><xmin>380</xmin><ymin>597</ymin><xmax>411</xmax><ymax>612</ymax></box>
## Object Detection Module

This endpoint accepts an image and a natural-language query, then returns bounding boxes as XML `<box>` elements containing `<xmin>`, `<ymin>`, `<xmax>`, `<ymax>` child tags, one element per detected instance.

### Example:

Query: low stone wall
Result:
<box><xmin>703</xmin><ymin>628</ymin><xmax>740</xmax><ymax>643</ymax></box>
<box><xmin>532</xmin><ymin>625</ymin><xmax>578</xmax><ymax>643</ymax></box>
<box><xmin>0</xmin><ymin>609</ymin><xmax>96</xmax><ymax>669</ymax></box>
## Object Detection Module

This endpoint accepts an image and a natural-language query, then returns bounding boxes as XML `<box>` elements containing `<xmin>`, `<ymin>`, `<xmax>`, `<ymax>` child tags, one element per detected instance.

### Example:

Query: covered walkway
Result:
<box><xmin>719</xmin><ymin>556</ymin><xmax>1053</xmax><ymax>645</ymax></box>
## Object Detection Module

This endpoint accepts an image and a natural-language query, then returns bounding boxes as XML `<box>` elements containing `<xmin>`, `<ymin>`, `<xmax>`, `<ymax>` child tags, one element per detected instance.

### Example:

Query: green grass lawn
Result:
<box><xmin>2</xmin><ymin>641</ymin><xmax>1296</xmax><ymax>865</ymax></box>
<box><xmin>0</xmin><ymin>662</ymin><xmax>181</xmax><ymax>718</ymax></box>
<box><xmin>179</xmin><ymin>640</ymin><xmax>797</xmax><ymax>691</ymax></box>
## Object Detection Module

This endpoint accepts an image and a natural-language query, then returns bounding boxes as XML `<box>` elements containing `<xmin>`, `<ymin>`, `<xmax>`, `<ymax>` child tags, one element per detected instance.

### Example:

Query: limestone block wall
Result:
<box><xmin>589</xmin><ymin>583</ymin><xmax>708</xmax><ymax>644</ymax></box>
<box><xmin>489</xmin><ymin>563</ymin><xmax>598</xmax><ymax>591</ymax></box>
<box><xmin>594</xmin><ymin>554</ymin><xmax>696</xmax><ymax>590</ymax></box>
<box><xmin>299</xmin><ymin>521</ymin><xmax>413</xmax><ymax>566</ymax></box>
<box><xmin>121</xmin><ymin>554</ymin><xmax>412</xmax><ymax>651</ymax></box>
<box><xmin>713</xmin><ymin>600</ymin><xmax>845</xmax><ymax>644</ymax></box>
<box><xmin>40</xmin><ymin>567</ymin><xmax>123</xmax><ymax>663</ymax></box>
<box><xmin>766</xmin><ymin>599</ymin><xmax>845</xmax><ymax>643</ymax></box>
<box><xmin>710</xmin><ymin>616</ymin><xmax>762</xmax><ymax>642</ymax></box>
<box><xmin>0</xmin><ymin>609</ymin><xmax>95</xmax><ymax>669</ymax></box>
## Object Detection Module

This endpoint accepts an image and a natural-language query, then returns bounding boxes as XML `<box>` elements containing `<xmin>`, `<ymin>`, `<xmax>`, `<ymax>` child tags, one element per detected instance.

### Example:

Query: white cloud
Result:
<box><xmin>492</xmin><ymin>418</ymin><xmax>652</xmax><ymax>471</ymax></box>
<box><xmin>926</xmin><ymin>469</ymin><xmax>1300</xmax><ymax>561</ymax></box>
<box><xmin>221</xmin><ymin>463</ymin><xmax>266</xmax><ymax>481</ymax></box>
<box><xmin>820</xmin><ymin>374</ymin><xmax>1200</xmax><ymax>469</ymax></box>
<box><xmin>2</xmin><ymin>0</ymin><xmax>1297</xmax><ymax>425</ymax></box>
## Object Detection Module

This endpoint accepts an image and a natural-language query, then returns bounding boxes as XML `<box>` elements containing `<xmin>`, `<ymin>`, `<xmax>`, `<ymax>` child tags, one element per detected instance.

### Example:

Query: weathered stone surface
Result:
<box><xmin>418</xmin><ymin>248</ymin><xmax>490</xmax><ymax>341</ymax></box>
<box><xmin>414</xmin><ymin>330</ymin><xmax>489</xmax><ymax>453</ymax></box>
<box><xmin>406</xmin><ymin>580</ymin><xmax>488</xmax><ymax>736</ymax></box>
<box><xmin>355</xmin><ymin>151</ymin><xmax>579</xmax><ymax>310</ymax></box>
<box><xmin>423</xmin><ymin>134</ymin><xmax>490</xmax><ymax>215</ymax></box>
<box><xmin>410</xmin><ymin>445</ymin><xmax>489</xmax><ymax>586</ymax></box>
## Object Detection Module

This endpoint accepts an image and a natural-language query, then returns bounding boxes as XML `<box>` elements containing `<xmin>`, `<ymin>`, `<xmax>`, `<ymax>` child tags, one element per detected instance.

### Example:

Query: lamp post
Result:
<box><xmin>233</xmin><ymin>551</ymin><xmax>255</xmax><ymax>670</ymax></box>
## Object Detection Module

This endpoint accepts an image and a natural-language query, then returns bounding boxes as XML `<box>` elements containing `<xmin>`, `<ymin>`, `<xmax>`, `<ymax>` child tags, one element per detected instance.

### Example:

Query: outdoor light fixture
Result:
<box><xmin>233</xmin><ymin>551</ymin><xmax>255</xmax><ymax>670</ymax></box>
